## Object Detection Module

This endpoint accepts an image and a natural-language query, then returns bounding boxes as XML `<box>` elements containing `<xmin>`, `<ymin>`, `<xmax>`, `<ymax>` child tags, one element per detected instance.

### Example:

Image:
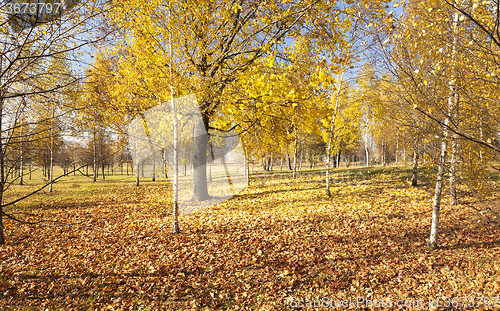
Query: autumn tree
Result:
<box><xmin>368</xmin><ymin>0</ymin><xmax>500</xmax><ymax>249</ymax></box>
<box><xmin>0</xmin><ymin>0</ymin><xmax>109</xmax><ymax>244</ymax></box>
<box><xmin>107</xmin><ymin>0</ymin><xmax>324</xmax><ymax>202</ymax></box>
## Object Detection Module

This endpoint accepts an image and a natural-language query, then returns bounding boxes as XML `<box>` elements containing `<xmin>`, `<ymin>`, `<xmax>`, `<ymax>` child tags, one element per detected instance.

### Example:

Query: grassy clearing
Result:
<box><xmin>1</xmin><ymin>165</ymin><xmax>499</xmax><ymax>310</ymax></box>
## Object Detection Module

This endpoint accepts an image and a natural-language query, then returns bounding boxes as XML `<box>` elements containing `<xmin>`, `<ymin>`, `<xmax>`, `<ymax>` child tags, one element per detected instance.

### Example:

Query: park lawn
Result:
<box><xmin>1</xmin><ymin>166</ymin><xmax>500</xmax><ymax>310</ymax></box>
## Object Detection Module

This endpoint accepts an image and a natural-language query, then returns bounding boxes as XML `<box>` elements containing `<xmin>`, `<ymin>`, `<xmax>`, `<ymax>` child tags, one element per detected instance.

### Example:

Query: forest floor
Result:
<box><xmin>1</xmin><ymin>165</ymin><xmax>500</xmax><ymax>310</ymax></box>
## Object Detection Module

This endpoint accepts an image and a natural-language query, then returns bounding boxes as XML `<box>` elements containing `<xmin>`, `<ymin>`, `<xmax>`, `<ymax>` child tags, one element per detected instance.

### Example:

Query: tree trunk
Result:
<box><xmin>93</xmin><ymin>131</ymin><xmax>97</xmax><ymax>182</ymax></box>
<box><xmin>429</xmin><ymin>10</ymin><xmax>458</xmax><ymax>250</ymax></box>
<box><xmin>411</xmin><ymin>150</ymin><xmax>419</xmax><ymax>187</ymax></box>
<box><xmin>136</xmin><ymin>162</ymin><xmax>140</xmax><ymax>186</ymax></box>
<box><xmin>287</xmin><ymin>153</ymin><xmax>292</xmax><ymax>170</ymax></box>
<box><xmin>429</xmin><ymin>132</ymin><xmax>447</xmax><ymax>250</ymax></box>
<box><xmin>479</xmin><ymin>118</ymin><xmax>484</xmax><ymax>162</ymax></box>
<box><xmin>382</xmin><ymin>138</ymin><xmax>386</xmax><ymax>166</ymax></box>
<box><xmin>396</xmin><ymin>135</ymin><xmax>399</xmax><ymax>164</ymax></box>
<box><xmin>449</xmin><ymin>137</ymin><xmax>458</xmax><ymax>206</ymax></box>
<box><xmin>325</xmin><ymin>72</ymin><xmax>344</xmax><ymax>197</ymax></box>
<box><xmin>293</xmin><ymin>127</ymin><xmax>298</xmax><ymax>179</ymax></box>
<box><xmin>161</xmin><ymin>148</ymin><xmax>167</xmax><ymax>179</ymax></box>
<box><xmin>299</xmin><ymin>144</ymin><xmax>303</xmax><ymax>170</ymax></box>
<box><xmin>0</xmin><ymin>101</ymin><xmax>5</xmax><ymax>245</ymax></box>
<box><xmin>365</xmin><ymin>134</ymin><xmax>370</xmax><ymax>166</ymax></box>
<box><xmin>448</xmin><ymin>10</ymin><xmax>460</xmax><ymax>207</ymax></box>
<box><xmin>152</xmin><ymin>150</ymin><xmax>156</xmax><ymax>182</ymax></box>
<box><xmin>244</xmin><ymin>147</ymin><xmax>249</xmax><ymax>186</ymax></box>
<box><xmin>170</xmin><ymin>30</ymin><xmax>180</xmax><ymax>233</ymax></box>
<box><xmin>192</xmin><ymin>114</ymin><xmax>210</xmax><ymax>202</ymax></box>
<box><xmin>102</xmin><ymin>162</ymin><xmax>105</xmax><ymax>180</ymax></box>
<box><xmin>49</xmin><ymin>110</ymin><xmax>54</xmax><ymax>193</ymax></box>
<box><xmin>19</xmin><ymin>138</ymin><xmax>23</xmax><ymax>185</ymax></box>
<box><xmin>403</xmin><ymin>145</ymin><xmax>406</xmax><ymax>164</ymax></box>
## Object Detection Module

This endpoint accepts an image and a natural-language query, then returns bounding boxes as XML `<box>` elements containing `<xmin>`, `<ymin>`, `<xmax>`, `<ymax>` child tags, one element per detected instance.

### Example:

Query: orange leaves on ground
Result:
<box><xmin>1</xmin><ymin>172</ymin><xmax>499</xmax><ymax>310</ymax></box>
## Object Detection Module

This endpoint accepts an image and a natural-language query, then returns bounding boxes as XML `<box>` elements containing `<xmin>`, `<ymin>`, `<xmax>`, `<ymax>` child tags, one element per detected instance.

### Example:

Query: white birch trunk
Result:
<box><xmin>325</xmin><ymin>72</ymin><xmax>344</xmax><ymax>197</ymax></box>
<box><xmin>170</xmin><ymin>6</ymin><xmax>180</xmax><ymax>234</ymax></box>
<box><xmin>429</xmin><ymin>10</ymin><xmax>458</xmax><ymax>249</ymax></box>
<box><xmin>479</xmin><ymin>117</ymin><xmax>483</xmax><ymax>162</ymax></box>
<box><xmin>449</xmin><ymin>7</ymin><xmax>459</xmax><ymax>207</ymax></box>
<box><xmin>49</xmin><ymin>108</ymin><xmax>54</xmax><ymax>193</ymax></box>
<box><xmin>293</xmin><ymin>128</ymin><xmax>298</xmax><ymax>179</ymax></box>
<box><xmin>93</xmin><ymin>128</ymin><xmax>97</xmax><ymax>183</ymax></box>
<box><xmin>19</xmin><ymin>132</ymin><xmax>23</xmax><ymax>186</ymax></box>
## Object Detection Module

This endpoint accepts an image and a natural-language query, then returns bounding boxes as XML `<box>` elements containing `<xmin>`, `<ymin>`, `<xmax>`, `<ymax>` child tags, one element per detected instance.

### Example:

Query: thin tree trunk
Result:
<box><xmin>411</xmin><ymin>150</ymin><xmax>419</xmax><ymax>187</ymax></box>
<box><xmin>449</xmin><ymin>5</ymin><xmax>460</xmax><ymax>207</ymax></box>
<box><xmin>293</xmin><ymin>127</ymin><xmax>298</xmax><ymax>179</ymax></box>
<box><xmin>365</xmin><ymin>135</ymin><xmax>370</xmax><ymax>166</ymax></box>
<box><xmin>170</xmin><ymin>7</ymin><xmax>180</xmax><ymax>233</ymax></box>
<box><xmin>430</xmin><ymin>9</ymin><xmax>458</xmax><ymax>250</ymax></box>
<box><xmin>270</xmin><ymin>152</ymin><xmax>273</xmax><ymax>171</ymax></box>
<box><xmin>382</xmin><ymin>138</ymin><xmax>386</xmax><ymax>166</ymax></box>
<box><xmin>396</xmin><ymin>135</ymin><xmax>399</xmax><ymax>164</ymax></box>
<box><xmin>162</xmin><ymin>148</ymin><xmax>168</xmax><ymax>179</ymax></box>
<box><xmin>49</xmin><ymin>109</ymin><xmax>54</xmax><ymax>193</ymax></box>
<box><xmin>403</xmin><ymin>144</ymin><xmax>406</xmax><ymax>164</ymax></box>
<box><xmin>299</xmin><ymin>144</ymin><xmax>303</xmax><ymax>170</ymax></box>
<box><xmin>429</xmin><ymin>132</ymin><xmax>447</xmax><ymax>250</ymax></box>
<box><xmin>326</xmin><ymin>72</ymin><xmax>344</xmax><ymax>196</ymax></box>
<box><xmin>152</xmin><ymin>150</ymin><xmax>156</xmax><ymax>182</ymax></box>
<box><xmin>136</xmin><ymin>162</ymin><xmax>140</xmax><ymax>186</ymax></box>
<box><xmin>479</xmin><ymin>117</ymin><xmax>484</xmax><ymax>162</ymax></box>
<box><xmin>0</xmin><ymin>100</ymin><xmax>5</xmax><ymax>245</ymax></box>
<box><xmin>208</xmin><ymin>138</ymin><xmax>213</xmax><ymax>182</ymax></box>
<box><xmin>93</xmin><ymin>130</ymin><xmax>97</xmax><ymax>182</ymax></box>
<box><xmin>19</xmin><ymin>136</ymin><xmax>23</xmax><ymax>185</ymax></box>
<box><xmin>449</xmin><ymin>137</ymin><xmax>458</xmax><ymax>206</ymax></box>
<box><xmin>244</xmin><ymin>147</ymin><xmax>249</xmax><ymax>186</ymax></box>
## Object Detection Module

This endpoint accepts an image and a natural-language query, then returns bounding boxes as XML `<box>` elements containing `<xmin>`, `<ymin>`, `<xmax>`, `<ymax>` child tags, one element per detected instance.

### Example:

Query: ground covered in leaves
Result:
<box><xmin>1</xmin><ymin>167</ymin><xmax>500</xmax><ymax>310</ymax></box>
